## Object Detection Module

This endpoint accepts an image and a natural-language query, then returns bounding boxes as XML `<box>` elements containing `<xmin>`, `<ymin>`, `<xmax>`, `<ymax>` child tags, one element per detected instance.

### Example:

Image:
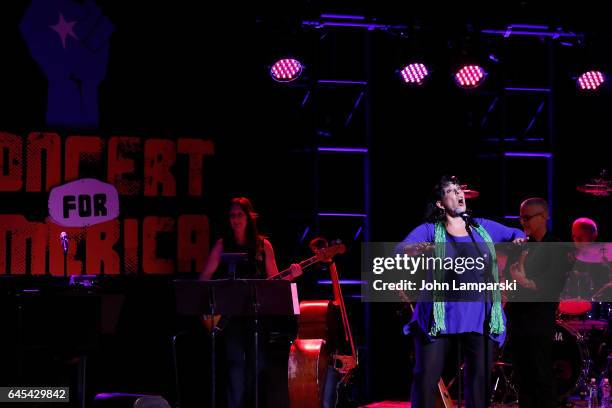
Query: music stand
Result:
<box><xmin>9</xmin><ymin>283</ymin><xmax>123</xmax><ymax>408</ymax></box>
<box><xmin>174</xmin><ymin>279</ymin><xmax>299</xmax><ymax>408</ymax></box>
<box><xmin>220</xmin><ymin>252</ymin><xmax>249</xmax><ymax>280</ymax></box>
<box><xmin>174</xmin><ymin>279</ymin><xmax>216</xmax><ymax>408</ymax></box>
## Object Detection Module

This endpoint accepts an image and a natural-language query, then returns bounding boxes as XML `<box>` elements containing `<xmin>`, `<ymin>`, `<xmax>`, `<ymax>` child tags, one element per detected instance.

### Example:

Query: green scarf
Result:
<box><xmin>429</xmin><ymin>222</ymin><xmax>505</xmax><ymax>337</ymax></box>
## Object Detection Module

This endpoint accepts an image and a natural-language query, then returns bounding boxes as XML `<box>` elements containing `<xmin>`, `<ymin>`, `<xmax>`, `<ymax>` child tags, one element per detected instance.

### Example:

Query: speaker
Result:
<box><xmin>93</xmin><ymin>393</ymin><xmax>171</xmax><ymax>408</ymax></box>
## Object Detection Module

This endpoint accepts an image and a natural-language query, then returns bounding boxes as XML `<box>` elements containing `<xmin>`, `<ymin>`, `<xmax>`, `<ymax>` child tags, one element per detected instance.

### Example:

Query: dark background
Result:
<box><xmin>1</xmin><ymin>0</ymin><xmax>610</xmax><ymax>406</ymax></box>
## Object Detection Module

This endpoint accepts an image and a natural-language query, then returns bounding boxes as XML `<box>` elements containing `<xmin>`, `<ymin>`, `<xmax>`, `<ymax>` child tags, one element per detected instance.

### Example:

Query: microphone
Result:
<box><xmin>60</xmin><ymin>232</ymin><xmax>68</xmax><ymax>254</ymax></box>
<box><xmin>456</xmin><ymin>208</ymin><xmax>480</xmax><ymax>228</ymax></box>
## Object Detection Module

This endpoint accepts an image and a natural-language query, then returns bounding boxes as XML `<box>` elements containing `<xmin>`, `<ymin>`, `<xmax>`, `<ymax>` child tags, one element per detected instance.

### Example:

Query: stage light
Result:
<box><xmin>270</xmin><ymin>58</ymin><xmax>303</xmax><ymax>82</ymax></box>
<box><xmin>454</xmin><ymin>64</ymin><xmax>486</xmax><ymax>89</ymax></box>
<box><xmin>399</xmin><ymin>63</ymin><xmax>429</xmax><ymax>85</ymax></box>
<box><xmin>577</xmin><ymin>70</ymin><xmax>605</xmax><ymax>91</ymax></box>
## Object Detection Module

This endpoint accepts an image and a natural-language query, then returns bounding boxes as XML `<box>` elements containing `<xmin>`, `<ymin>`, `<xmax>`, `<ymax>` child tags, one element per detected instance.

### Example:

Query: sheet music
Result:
<box><xmin>290</xmin><ymin>283</ymin><xmax>300</xmax><ymax>315</ymax></box>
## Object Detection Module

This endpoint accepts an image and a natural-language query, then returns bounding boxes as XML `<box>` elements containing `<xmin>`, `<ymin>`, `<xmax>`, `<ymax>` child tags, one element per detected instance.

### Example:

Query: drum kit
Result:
<box><xmin>553</xmin><ymin>303</ymin><xmax>610</xmax><ymax>401</ymax></box>
<box><xmin>462</xmin><ymin>177</ymin><xmax>611</xmax><ymax>405</ymax></box>
<box><xmin>492</xmin><ymin>243</ymin><xmax>612</xmax><ymax>405</ymax></box>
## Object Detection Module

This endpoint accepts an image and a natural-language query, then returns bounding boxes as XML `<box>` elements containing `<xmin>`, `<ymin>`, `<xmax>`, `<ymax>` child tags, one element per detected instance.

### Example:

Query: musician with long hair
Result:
<box><xmin>201</xmin><ymin>197</ymin><xmax>300</xmax><ymax>408</ymax></box>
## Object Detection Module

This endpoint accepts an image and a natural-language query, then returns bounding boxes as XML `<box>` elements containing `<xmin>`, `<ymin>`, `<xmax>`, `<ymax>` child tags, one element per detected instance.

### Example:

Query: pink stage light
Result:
<box><xmin>400</xmin><ymin>63</ymin><xmax>429</xmax><ymax>85</ymax></box>
<box><xmin>270</xmin><ymin>58</ymin><xmax>303</xmax><ymax>82</ymax></box>
<box><xmin>454</xmin><ymin>65</ymin><xmax>486</xmax><ymax>89</ymax></box>
<box><xmin>577</xmin><ymin>71</ymin><xmax>605</xmax><ymax>91</ymax></box>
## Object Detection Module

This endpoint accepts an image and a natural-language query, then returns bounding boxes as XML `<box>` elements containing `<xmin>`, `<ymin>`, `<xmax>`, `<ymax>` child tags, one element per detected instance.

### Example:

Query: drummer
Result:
<box><xmin>571</xmin><ymin>217</ymin><xmax>611</xmax><ymax>308</ymax></box>
<box><xmin>572</xmin><ymin>217</ymin><xmax>598</xmax><ymax>246</ymax></box>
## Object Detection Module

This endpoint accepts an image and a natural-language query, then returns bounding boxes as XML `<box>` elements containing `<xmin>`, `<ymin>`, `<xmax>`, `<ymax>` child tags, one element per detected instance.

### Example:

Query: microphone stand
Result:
<box><xmin>209</xmin><ymin>284</ymin><xmax>217</xmax><ymax>408</ymax></box>
<box><xmin>61</xmin><ymin>233</ymin><xmax>68</xmax><ymax>278</ymax></box>
<box><xmin>61</xmin><ymin>234</ymin><xmax>88</xmax><ymax>408</ymax></box>
<box><xmin>464</xmin><ymin>217</ymin><xmax>491</xmax><ymax>408</ymax></box>
<box><xmin>251</xmin><ymin>283</ymin><xmax>261</xmax><ymax>408</ymax></box>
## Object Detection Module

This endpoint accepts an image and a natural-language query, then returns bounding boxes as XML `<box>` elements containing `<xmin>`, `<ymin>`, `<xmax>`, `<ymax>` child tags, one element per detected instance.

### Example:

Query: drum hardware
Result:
<box><xmin>491</xmin><ymin>320</ymin><xmax>594</xmax><ymax>403</ymax></box>
<box><xmin>576</xmin><ymin>168</ymin><xmax>611</xmax><ymax>197</ymax></box>
<box><xmin>460</xmin><ymin>184</ymin><xmax>480</xmax><ymax>199</ymax></box>
<box><xmin>575</xmin><ymin>243</ymin><xmax>612</xmax><ymax>264</ymax></box>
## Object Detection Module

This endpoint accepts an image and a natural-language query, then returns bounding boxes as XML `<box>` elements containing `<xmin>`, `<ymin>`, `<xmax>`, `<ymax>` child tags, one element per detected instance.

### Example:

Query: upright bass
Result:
<box><xmin>288</xmin><ymin>238</ymin><xmax>357</xmax><ymax>407</ymax></box>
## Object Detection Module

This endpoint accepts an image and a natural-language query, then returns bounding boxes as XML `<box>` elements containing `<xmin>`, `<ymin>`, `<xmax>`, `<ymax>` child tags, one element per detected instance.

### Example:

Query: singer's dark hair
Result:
<box><xmin>425</xmin><ymin>175</ymin><xmax>461</xmax><ymax>223</ymax></box>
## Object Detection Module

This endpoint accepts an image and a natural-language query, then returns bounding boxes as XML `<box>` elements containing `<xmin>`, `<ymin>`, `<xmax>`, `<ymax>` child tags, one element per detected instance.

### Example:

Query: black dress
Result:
<box><xmin>214</xmin><ymin>238</ymin><xmax>267</xmax><ymax>408</ymax></box>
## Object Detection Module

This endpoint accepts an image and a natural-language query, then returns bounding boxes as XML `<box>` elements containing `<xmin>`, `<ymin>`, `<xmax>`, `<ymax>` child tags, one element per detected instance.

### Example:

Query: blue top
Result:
<box><xmin>398</xmin><ymin>218</ymin><xmax>524</xmax><ymax>344</ymax></box>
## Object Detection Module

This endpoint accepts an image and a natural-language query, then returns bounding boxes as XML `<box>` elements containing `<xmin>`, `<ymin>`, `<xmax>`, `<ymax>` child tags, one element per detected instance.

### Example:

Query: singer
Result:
<box><xmin>397</xmin><ymin>175</ymin><xmax>525</xmax><ymax>408</ymax></box>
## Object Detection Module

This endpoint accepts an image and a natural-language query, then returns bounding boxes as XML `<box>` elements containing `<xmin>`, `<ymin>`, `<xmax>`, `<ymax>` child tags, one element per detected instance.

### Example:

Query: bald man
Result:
<box><xmin>570</xmin><ymin>217</ymin><xmax>610</xmax><ymax>310</ymax></box>
<box><xmin>572</xmin><ymin>217</ymin><xmax>598</xmax><ymax>246</ymax></box>
<box><xmin>506</xmin><ymin>198</ymin><xmax>572</xmax><ymax>408</ymax></box>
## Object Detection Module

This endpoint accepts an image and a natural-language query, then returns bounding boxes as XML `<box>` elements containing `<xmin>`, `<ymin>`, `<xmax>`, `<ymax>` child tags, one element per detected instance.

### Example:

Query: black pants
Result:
<box><xmin>223</xmin><ymin>318</ymin><xmax>267</xmax><ymax>408</ymax></box>
<box><xmin>411</xmin><ymin>332</ymin><xmax>494</xmax><ymax>408</ymax></box>
<box><xmin>511</xmin><ymin>335</ymin><xmax>557</xmax><ymax>408</ymax></box>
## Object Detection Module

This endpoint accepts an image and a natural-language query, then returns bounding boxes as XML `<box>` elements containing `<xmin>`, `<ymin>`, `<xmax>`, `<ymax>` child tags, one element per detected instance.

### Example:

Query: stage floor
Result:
<box><xmin>359</xmin><ymin>402</ymin><xmax>522</xmax><ymax>408</ymax></box>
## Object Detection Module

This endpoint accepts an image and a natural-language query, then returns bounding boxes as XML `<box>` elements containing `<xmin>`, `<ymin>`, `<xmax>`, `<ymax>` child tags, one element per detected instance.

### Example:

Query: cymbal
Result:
<box><xmin>460</xmin><ymin>184</ymin><xmax>480</xmax><ymax>199</ymax></box>
<box><xmin>575</xmin><ymin>243</ymin><xmax>612</xmax><ymax>263</ymax></box>
<box><xmin>577</xmin><ymin>184</ymin><xmax>611</xmax><ymax>197</ymax></box>
<box><xmin>564</xmin><ymin>319</ymin><xmax>608</xmax><ymax>332</ymax></box>
<box><xmin>577</xmin><ymin>169</ymin><xmax>610</xmax><ymax>196</ymax></box>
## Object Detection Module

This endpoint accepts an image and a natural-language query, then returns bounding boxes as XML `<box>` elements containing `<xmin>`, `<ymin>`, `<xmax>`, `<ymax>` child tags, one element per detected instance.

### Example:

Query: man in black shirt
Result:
<box><xmin>506</xmin><ymin>198</ymin><xmax>571</xmax><ymax>408</ymax></box>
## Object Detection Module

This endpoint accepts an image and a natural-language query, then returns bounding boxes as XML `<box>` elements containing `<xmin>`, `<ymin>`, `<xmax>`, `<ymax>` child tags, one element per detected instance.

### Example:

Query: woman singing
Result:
<box><xmin>398</xmin><ymin>176</ymin><xmax>524</xmax><ymax>408</ymax></box>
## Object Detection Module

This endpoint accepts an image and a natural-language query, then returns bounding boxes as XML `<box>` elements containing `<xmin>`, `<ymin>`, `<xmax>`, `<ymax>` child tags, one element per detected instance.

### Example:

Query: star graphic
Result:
<box><xmin>49</xmin><ymin>13</ymin><xmax>78</xmax><ymax>49</ymax></box>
